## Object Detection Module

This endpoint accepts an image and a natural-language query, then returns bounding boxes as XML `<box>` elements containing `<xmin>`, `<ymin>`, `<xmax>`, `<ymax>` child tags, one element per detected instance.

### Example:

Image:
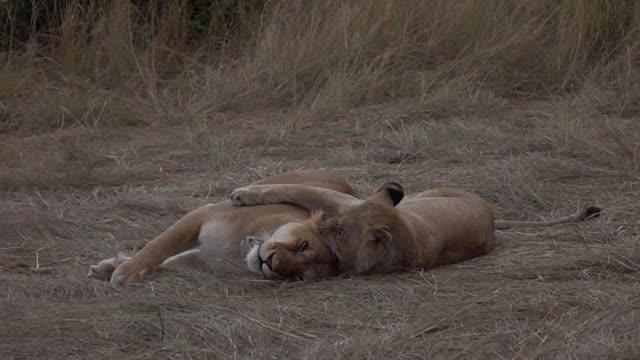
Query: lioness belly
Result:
<box><xmin>401</xmin><ymin>196</ymin><xmax>494</xmax><ymax>267</ymax></box>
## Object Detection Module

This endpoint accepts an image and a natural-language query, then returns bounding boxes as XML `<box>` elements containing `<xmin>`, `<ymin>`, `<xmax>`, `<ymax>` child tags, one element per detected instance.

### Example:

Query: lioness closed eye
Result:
<box><xmin>231</xmin><ymin>183</ymin><xmax>601</xmax><ymax>276</ymax></box>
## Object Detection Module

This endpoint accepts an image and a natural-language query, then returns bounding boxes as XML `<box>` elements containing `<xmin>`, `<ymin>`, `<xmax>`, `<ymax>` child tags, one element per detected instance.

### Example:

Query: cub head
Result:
<box><xmin>245</xmin><ymin>211</ymin><xmax>338</xmax><ymax>281</ymax></box>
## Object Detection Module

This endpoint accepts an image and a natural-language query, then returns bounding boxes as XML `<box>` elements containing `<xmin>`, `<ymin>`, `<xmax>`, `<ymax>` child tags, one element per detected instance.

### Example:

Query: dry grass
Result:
<box><xmin>2</xmin><ymin>1</ymin><xmax>640</xmax><ymax>359</ymax></box>
<box><xmin>2</xmin><ymin>104</ymin><xmax>639</xmax><ymax>359</ymax></box>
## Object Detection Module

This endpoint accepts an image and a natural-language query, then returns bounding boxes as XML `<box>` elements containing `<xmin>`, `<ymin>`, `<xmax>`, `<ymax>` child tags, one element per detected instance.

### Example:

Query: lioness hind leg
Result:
<box><xmin>108</xmin><ymin>205</ymin><xmax>214</xmax><ymax>285</ymax></box>
<box><xmin>159</xmin><ymin>249</ymin><xmax>207</xmax><ymax>271</ymax></box>
<box><xmin>87</xmin><ymin>253</ymin><xmax>131</xmax><ymax>280</ymax></box>
<box><xmin>88</xmin><ymin>249</ymin><xmax>206</xmax><ymax>281</ymax></box>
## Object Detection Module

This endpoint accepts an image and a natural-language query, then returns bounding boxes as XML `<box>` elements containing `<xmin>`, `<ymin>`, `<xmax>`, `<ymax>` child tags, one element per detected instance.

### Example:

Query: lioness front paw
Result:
<box><xmin>88</xmin><ymin>253</ymin><xmax>131</xmax><ymax>280</ymax></box>
<box><xmin>110</xmin><ymin>259</ymin><xmax>153</xmax><ymax>286</ymax></box>
<box><xmin>230</xmin><ymin>186</ymin><xmax>262</xmax><ymax>206</ymax></box>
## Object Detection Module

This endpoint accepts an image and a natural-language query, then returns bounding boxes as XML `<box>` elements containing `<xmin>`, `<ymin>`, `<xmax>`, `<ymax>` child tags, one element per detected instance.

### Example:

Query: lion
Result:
<box><xmin>88</xmin><ymin>170</ymin><xmax>354</xmax><ymax>285</ymax></box>
<box><xmin>230</xmin><ymin>182</ymin><xmax>601</xmax><ymax>277</ymax></box>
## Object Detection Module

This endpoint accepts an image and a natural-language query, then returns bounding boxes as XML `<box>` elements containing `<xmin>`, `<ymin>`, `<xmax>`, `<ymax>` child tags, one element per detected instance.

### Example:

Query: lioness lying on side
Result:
<box><xmin>230</xmin><ymin>183</ymin><xmax>601</xmax><ymax>277</ymax></box>
<box><xmin>88</xmin><ymin>171</ymin><xmax>354</xmax><ymax>285</ymax></box>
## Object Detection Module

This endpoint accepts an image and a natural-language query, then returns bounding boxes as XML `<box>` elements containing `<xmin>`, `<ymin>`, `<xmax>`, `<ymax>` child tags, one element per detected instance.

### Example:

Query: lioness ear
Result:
<box><xmin>317</xmin><ymin>217</ymin><xmax>341</xmax><ymax>237</ymax></box>
<box><xmin>371</xmin><ymin>227</ymin><xmax>392</xmax><ymax>248</ymax></box>
<box><xmin>245</xmin><ymin>236</ymin><xmax>264</xmax><ymax>247</ymax></box>
<box><xmin>372</xmin><ymin>182</ymin><xmax>404</xmax><ymax>206</ymax></box>
<box><xmin>316</xmin><ymin>217</ymin><xmax>344</xmax><ymax>260</ymax></box>
<box><xmin>308</xmin><ymin>210</ymin><xmax>326</xmax><ymax>231</ymax></box>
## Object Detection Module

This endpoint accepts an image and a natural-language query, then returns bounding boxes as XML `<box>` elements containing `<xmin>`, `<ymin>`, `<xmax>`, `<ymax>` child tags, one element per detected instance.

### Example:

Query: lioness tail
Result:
<box><xmin>495</xmin><ymin>206</ymin><xmax>601</xmax><ymax>230</ymax></box>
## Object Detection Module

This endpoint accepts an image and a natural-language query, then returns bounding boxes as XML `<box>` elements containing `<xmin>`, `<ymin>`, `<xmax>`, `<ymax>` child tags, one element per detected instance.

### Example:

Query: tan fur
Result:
<box><xmin>243</xmin><ymin>211</ymin><xmax>339</xmax><ymax>281</ymax></box>
<box><xmin>230</xmin><ymin>183</ymin><xmax>600</xmax><ymax>277</ymax></box>
<box><xmin>88</xmin><ymin>171</ymin><xmax>354</xmax><ymax>285</ymax></box>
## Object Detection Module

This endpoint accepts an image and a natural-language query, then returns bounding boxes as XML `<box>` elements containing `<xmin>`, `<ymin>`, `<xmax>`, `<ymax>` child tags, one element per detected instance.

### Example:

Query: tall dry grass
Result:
<box><xmin>0</xmin><ymin>0</ymin><xmax>264</xmax><ymax>132</ymax></box>
<box><xmin>0</xmin><ymin>0</ymin><xmax>638</xmax><ymax>133</ymax></box>
<box><xmin>245</xmin><ymin>0</ymin><xmax>640</xmax><ymax>118</ymax></box>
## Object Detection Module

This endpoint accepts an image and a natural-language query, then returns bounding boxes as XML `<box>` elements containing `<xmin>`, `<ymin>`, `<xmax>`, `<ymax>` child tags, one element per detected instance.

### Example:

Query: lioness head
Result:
<box><xmin>246</xmin><ymin>182</ymin><xmax>406</xmax><ymax>279</ymax></box>
<box><xmin>244</xmin><ymin>212</ymin><xmax>339</xmax><ymax>281</ymax></box>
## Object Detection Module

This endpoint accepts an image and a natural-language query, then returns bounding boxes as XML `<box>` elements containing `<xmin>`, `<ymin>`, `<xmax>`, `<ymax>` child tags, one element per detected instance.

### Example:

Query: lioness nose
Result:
<box><xmin>264</xmin><ymin>252</ymin><xmax>275</xmax><ymax>270</ymax></box>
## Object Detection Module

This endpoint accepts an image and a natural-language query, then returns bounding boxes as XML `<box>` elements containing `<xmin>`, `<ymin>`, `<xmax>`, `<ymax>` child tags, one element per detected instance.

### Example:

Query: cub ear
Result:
<box><xmin>372</xmin><ymin>182</ymin><xmax>404</xmax><ymax>206</ymax></box>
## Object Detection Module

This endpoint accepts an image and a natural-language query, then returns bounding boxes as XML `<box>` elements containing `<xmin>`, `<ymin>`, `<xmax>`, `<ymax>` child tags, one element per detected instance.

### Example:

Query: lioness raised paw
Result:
<box><xmin>109</xmin><ymin>258</ymin><xmax>154</xmax><ymax>286</ymax></box>
<box><xmin>230</xmin><ymin>186</ymin><xmax>264</xmax><ymax>206</ymax></box>
<box><xmin>88</xmin><ymin>253</ymin><xmax>131</xmax><ymax>280</ymax></box>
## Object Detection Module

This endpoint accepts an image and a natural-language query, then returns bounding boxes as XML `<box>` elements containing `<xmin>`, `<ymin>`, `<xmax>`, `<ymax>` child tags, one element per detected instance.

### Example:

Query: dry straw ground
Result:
<box><xmin>1</xmin><ymin>1</ymin><xmax>640</xmax><ymax>359</ymax></box>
